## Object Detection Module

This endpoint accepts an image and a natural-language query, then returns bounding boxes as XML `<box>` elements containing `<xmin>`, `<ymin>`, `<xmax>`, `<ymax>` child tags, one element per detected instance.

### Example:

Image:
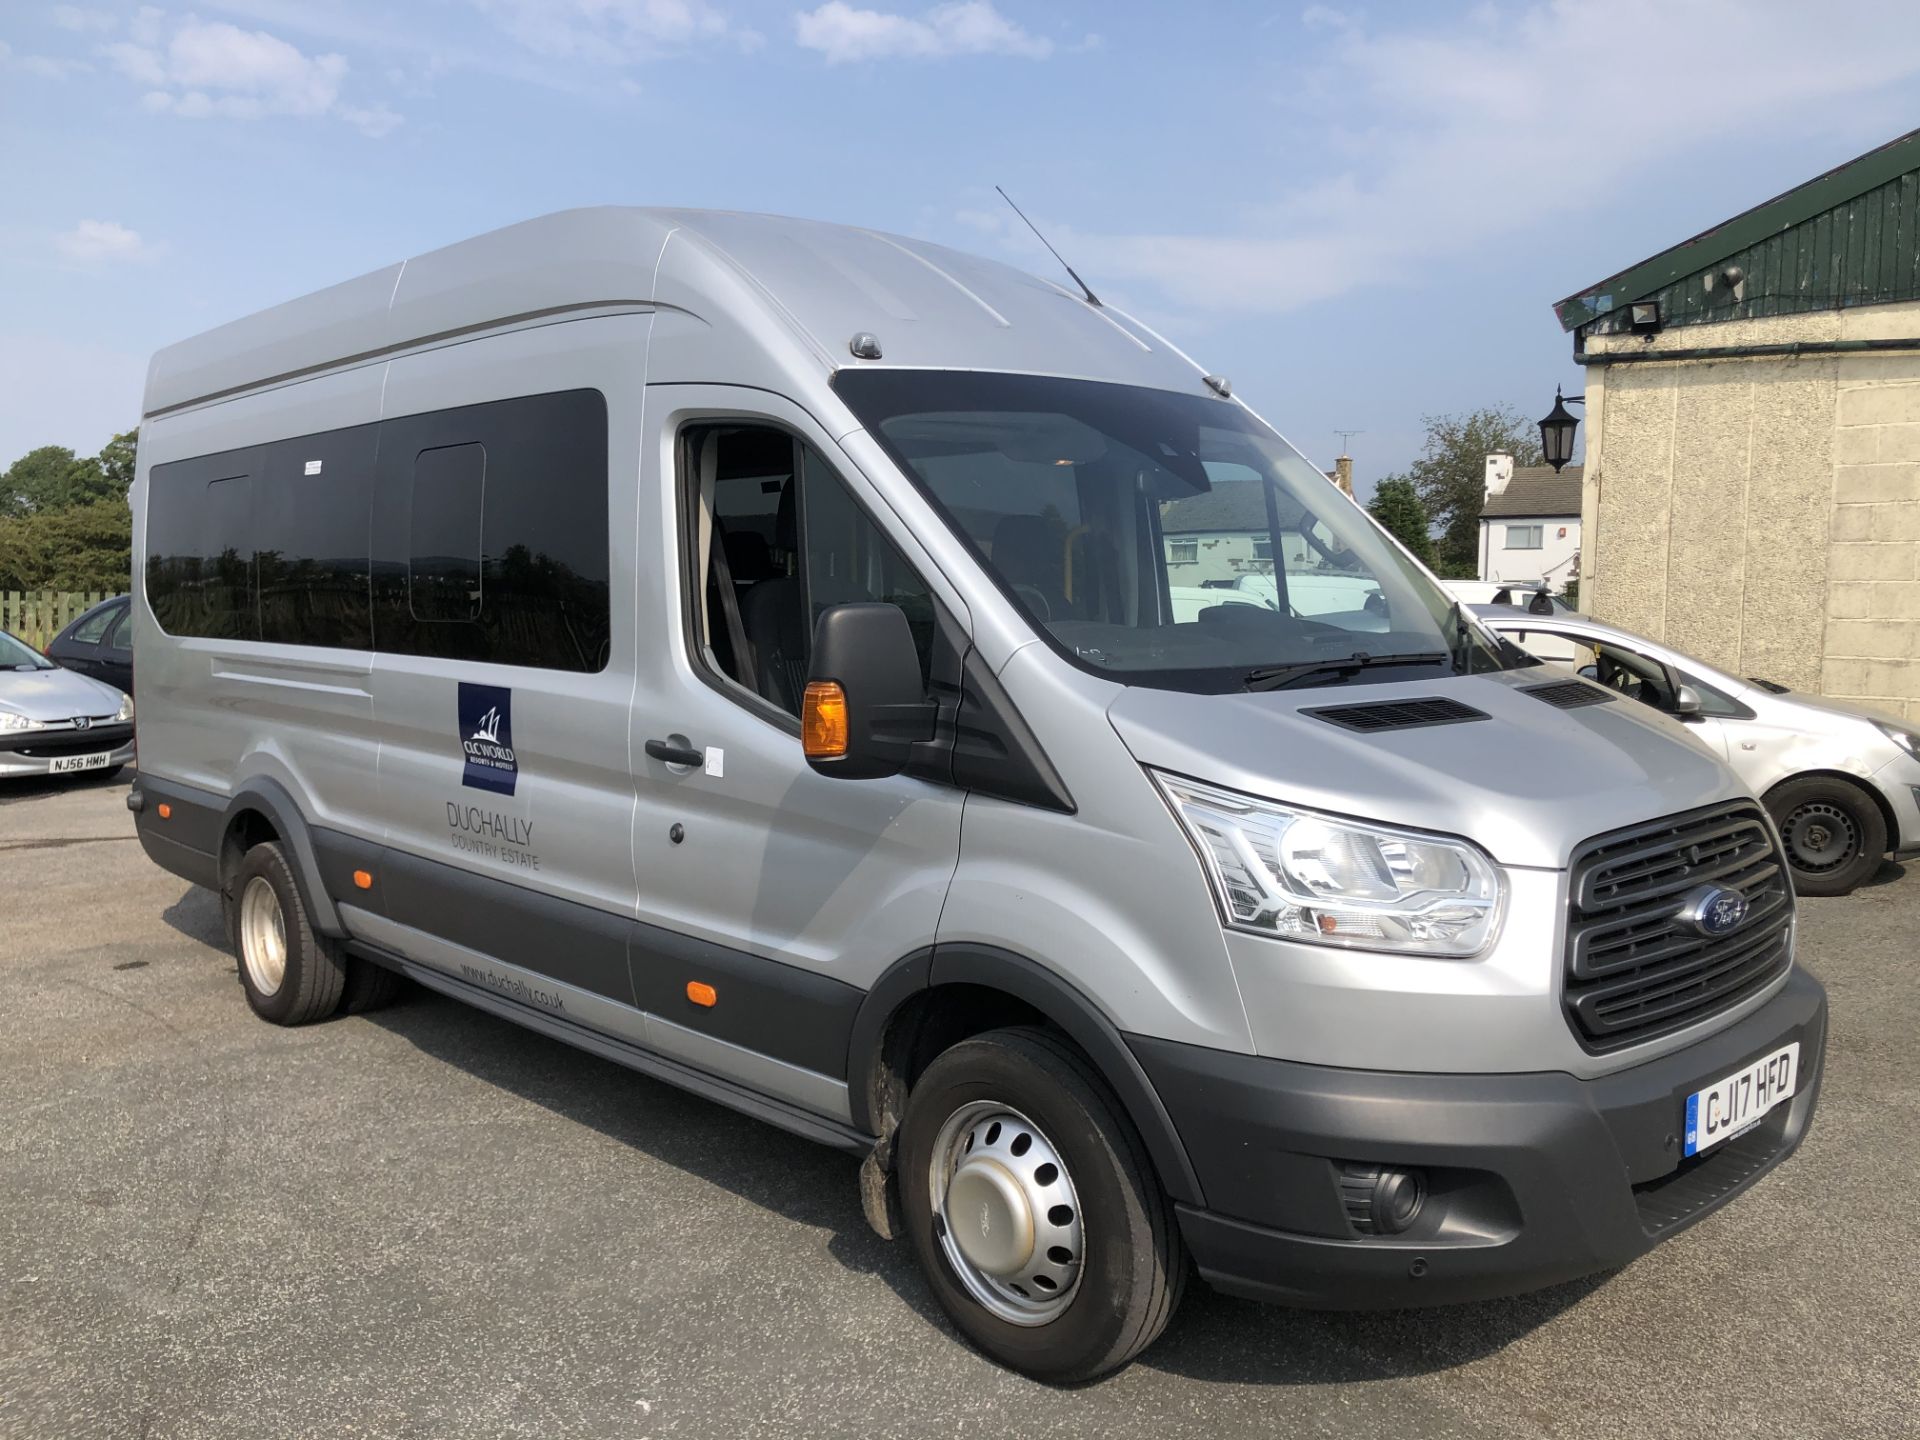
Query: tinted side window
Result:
<box><xmin>372</xmin><ymin>390</ymin><xmax>610</xmax><ymax>672</ymax></box>
<box><xmin>256</xmin><ymin>426</ymin><xmax>375</xmax><ymax>648</ymax></box>
<box><xmin>146</xmin><ymin>452</ymin><xmax>259</xmax><ymax>640</ymax></box>
<box><xmin>408</xmin><ymin>444</ymin><xmax>485</xmax><ymax>623</ymax></box>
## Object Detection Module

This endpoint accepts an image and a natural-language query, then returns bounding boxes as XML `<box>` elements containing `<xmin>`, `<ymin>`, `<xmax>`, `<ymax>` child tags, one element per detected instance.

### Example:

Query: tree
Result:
<box><xmin>0</xmin><ymin>445</ymin><xmax>114</xmax><ymax>516</ymax></box>
<box><xmin>1390</xmin><ymin>407</ymin><xmax>1543</xmax><ymax>576</ymax></box>
<box><xmin>0</xmin><ymin>497</ymin><xmax>132</xmax><ymax>591</ymax></box>
<box><xmin>98</xmin><ymin>428</ymin><xmax>139</xmax><ymax>495</ymax></box>
<box><xmin>1365</xmin><ymin>477</ymin><xmax>1436</xmax><ymax>567</ymax></box>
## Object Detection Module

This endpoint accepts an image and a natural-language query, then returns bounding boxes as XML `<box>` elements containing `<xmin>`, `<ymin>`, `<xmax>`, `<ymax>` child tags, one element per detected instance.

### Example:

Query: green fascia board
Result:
<box><xmin>1553</xmin><ymin>127</ymin><xmax>1920</xmax><ymax>331</ymax></box>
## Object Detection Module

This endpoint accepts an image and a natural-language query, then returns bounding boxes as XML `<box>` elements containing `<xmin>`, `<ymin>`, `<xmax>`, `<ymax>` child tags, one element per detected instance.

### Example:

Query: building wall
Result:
<box><xmin>1477</xmin><ymin>517</ymin><xmax>1581</xmax><ymax>588</ymax></box>
<box><xmin>1580</xmin><ymin>298</ymin><xmax>1920</xmax><ymax>718</ymax></box>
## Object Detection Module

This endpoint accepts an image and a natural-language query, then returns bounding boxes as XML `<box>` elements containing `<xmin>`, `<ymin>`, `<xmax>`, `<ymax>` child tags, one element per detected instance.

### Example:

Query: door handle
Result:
<box><xmin>645</xmin><ymin>738</ymin><xmax>705</xmax><ymax>768</ymax></box>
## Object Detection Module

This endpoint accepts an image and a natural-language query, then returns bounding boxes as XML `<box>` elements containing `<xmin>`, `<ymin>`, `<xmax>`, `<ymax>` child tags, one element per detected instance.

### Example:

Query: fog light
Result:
<box><xmin>1339</xmin><ymin>1163</ymin><xmax>1427</xmax><ymax>1236</ymax></box>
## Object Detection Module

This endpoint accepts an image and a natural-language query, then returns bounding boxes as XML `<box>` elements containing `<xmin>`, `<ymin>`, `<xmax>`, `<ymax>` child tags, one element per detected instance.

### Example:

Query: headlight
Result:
<box><xmin>0</xmin><ymin>710</ymin><xmax>43</xmax><ymax>733</ymax></box>
<box><xmin>115</xmin><ymin>692</ymin><xmax>134</xmax><ymax>722</ymax></box>
<box><xmin>1153</xmin><ymin>772</ymin><xmax>1505</xmax><ymax>957</ymax></box>
<box><xmin>1875</xmin><ymin>720</ymin><xmax>1920</xmax><ymax>759</ymax></box>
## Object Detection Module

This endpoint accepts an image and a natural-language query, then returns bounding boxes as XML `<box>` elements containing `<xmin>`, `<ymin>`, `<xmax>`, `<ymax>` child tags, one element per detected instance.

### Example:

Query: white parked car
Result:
<box><xmin>1475</xmin><ymin>603</ymin><xmax>1920</xmax><ymax>896</ymax></box>
<box><xmin>1443</xmin><ymin>581</ymin><xmax>1579</xmax><ymax>661</ymax></box>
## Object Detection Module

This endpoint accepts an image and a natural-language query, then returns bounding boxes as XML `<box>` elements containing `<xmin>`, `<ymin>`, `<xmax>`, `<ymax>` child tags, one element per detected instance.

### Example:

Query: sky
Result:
<box><xmin>3</xmin><ymin>0</ymin><xmax>1919</xmax><ymax>498</ymax></box>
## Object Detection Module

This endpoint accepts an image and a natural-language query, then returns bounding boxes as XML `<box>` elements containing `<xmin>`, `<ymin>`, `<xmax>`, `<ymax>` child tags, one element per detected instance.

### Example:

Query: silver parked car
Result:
<box><xmin>0</xmin><ymin>628</ymin><xmax>135</xmax><ymax>780</ymax></box>
<box><xmin>1477</xmin><ymin>603</ymin><xmax>1920</xmax><ymax>895</ymax></box>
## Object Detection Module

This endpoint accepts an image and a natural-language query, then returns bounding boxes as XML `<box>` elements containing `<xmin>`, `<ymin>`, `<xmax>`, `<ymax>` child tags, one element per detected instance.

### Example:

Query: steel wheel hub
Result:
<box><xmin>239</xmin><ymin>875</ymin><xmax>288</xmax><ymax>996</ymax></box>
<box><xmin>1785</xmin><ymin>801</ymin><xmax>1856</xmax><ymax>872</ymax></box>
<box><xmin>929</xmin><ymin>1103</ymin><xmax>1084</xmax><ymax>1326</ymax></box>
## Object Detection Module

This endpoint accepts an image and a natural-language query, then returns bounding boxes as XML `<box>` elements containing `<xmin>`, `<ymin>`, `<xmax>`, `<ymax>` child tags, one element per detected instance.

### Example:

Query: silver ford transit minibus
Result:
<box><xmin>129</xmin><ymin>209</ymin><xmax>1825</xmax><ymax>1381</ymax></box>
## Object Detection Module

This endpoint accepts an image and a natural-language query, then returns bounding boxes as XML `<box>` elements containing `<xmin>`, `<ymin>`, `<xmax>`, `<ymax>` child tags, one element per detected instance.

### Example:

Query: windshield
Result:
<box><xmin>836</xmin><ymin>371</ymin><xmax>1507</xmax><ymax>693</ymax></box>
<box><xmin>0</xmin><ymin>631</ymin><xmax>52</xmax><ymax>670</ymax></box>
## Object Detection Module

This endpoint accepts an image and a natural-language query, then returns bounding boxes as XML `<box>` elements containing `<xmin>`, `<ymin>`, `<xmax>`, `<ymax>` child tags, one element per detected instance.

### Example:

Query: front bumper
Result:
<box><xmin>1127</xmin><ymin>965</ymin><xmax>1827</xmax><ymax>1309</ymax></box>
<box><xmin>0</xmin><ymin>722</ymin><xmax>134</xmax><ymax>777</ymax></box>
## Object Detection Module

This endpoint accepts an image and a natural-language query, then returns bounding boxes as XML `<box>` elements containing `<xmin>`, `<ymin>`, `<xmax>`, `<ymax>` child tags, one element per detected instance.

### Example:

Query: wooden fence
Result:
<box><xmin>1</xmin><ymin>591</ymin><xmax>114</xmax><ymax>651</ymax></box>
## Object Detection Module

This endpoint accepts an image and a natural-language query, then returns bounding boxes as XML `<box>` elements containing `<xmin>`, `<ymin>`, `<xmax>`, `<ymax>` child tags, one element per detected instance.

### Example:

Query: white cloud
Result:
<box><xmin>794</xmin><ymin>1</ymin><xmax>1051</xmax><ymax>63</ymax></box>
<box><xmin>97</xmin><ymin>12</ymin><xmax>404</xmax><ymax>133</ymax></box>
<box><xmin>476</xmin><ymin>0</ymin><xmax>758</xmax><ymax>62</ymax></box>
<box><xmin>0</xmin><ymin>37</ymin><xmax>91</xmax><ymax>79</ymax></box>
<box><xmin>54</xmin><ymin>220</ymin><xmax>149</xmax><ymax>264</ymax></box>
<box><xmin>51</xmin><ymin>4</ymin><xmax>118</xmax><ymax>31</ymax></box>
<box><xmin>1014</xmin><ymin>0</ymin><xmax>1920</xmax><ymax>316</ymax></box>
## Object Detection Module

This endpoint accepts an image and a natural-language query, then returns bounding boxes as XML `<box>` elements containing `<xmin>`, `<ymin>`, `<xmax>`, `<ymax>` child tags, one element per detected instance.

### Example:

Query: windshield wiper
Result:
<box><xmin>1244</xmin><ymin>650</ymin><xmax>1449</xmax><ymax>693</ymax></box>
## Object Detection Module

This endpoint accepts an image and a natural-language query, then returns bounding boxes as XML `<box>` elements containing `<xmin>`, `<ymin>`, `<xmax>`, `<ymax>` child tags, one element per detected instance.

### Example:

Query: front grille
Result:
<box><xmin>1304</xmin><ymin>697</ymin><xmax>1488</xmax><ymax>733</ymax></box>
<box><xmin>14</xmin><ymin>725</ymin><xmax>132</xmax><ymax>759</ymax></box>
<box><xmin>1564</xmin><ymin>802</ymin><xmax>1794</xmax><ymax>1052</ymax></box>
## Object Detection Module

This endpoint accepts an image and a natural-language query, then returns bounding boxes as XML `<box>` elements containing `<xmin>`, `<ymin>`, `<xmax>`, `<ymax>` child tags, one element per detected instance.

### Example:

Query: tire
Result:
<box><xmin>228</xmin><ymin>841</ymin><xmax>347</xmax><ymax>1024</ymax></box>
<box><xmin>1766</xmin><ymin>776</ymin><xmax>1887</xmax><ymax>898</ymax></box>
<box><xmin>896</xmin><ymin>1027</ymin><xmax>1186</xmax><ymax>1383</ymax></box>
<box><xmin>339</xmin><ymin>956</ymin><xmax>404</xmax><ymax>1016</ymax></box>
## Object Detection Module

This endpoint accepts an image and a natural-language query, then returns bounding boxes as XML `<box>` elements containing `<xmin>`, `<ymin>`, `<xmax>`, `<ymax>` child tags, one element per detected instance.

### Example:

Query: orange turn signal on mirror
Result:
<box><xmin>352</xmin><ymin>870</ymin><xmax>373</xmax><ymax>890</ymax></box>
<box><xmin>801</xmin><ymin>680</ymin><xmax>849</xmax><ymax>760</ymax></box>
<box><xmin>686</xmin><ymin>981</ymin><xmax>718</xmax><ymax>1008</ymax></box>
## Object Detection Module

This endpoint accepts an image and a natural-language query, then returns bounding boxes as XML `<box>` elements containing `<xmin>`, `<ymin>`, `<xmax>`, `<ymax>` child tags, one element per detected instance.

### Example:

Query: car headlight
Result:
<box><xmin>115</xmin><ymin>693</ymin><xmax>134</xmax><ymax>722</ymax></box>
<box><xmin>1875</xmin><ymin>720</ymin><xmax>1920</xmax><ymax>759</ymax></box>
<box><xmin>0</xmin><ymin>709</ymin><xmax>44</xmax><ymax>733</ymax></box>
<box><xmin>1153</xmin><ymin>772</ymin><xmax>1505</xmax><ymax>957</ymax></box>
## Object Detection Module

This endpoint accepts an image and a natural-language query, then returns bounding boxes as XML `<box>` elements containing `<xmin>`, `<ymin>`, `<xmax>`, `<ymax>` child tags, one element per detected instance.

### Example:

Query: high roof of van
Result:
<box><xmin>142</xmin><ymin>207</ymin><xmax>1208</xmax><ymax>418</ymax></box>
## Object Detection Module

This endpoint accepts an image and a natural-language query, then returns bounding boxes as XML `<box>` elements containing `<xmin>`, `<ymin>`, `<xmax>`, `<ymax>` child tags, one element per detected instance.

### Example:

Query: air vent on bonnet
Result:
<box><xmin>1522</xmin><ymin>679</ymin><xmax>1616</xmax><ymax>710</ymax></box>
<box><xmin>1303</xmin><ymin>697</ymin><xmax>1488</xmax><ymax>733</ymax></box>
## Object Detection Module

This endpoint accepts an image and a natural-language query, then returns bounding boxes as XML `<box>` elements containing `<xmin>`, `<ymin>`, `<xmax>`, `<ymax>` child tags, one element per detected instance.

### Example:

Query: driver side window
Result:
<box><xmin>683</xmin><ymin>423</ymin><xmax>936</xmax><ymax>719</ymax></box>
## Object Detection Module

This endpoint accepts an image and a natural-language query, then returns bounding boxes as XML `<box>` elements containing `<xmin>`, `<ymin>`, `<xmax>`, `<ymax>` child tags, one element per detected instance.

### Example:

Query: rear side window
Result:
<box><xmin>146</xmin><ymin>460</ymin><xmax>258</xmax><ymax>640</ymax></box>
<box><xmin>143</xmin><ymin>388</ymin><xmax>608</xmax><ymax>671</ymax></box>
<box><xmin>406</xmin><ymin>444</ymin><xmax>486</xmax><ymax>623</ymax></box>
<box><xmin>371</xmin><ymin>390</ymin><xmax>611</xmax><ymax>672</ymax></box>
<box><xmin>70</xmin><ymin>605</ymin><xmax>118</xmax><ymax>645</ymax></box>
<box><xmin>256</xmin><ymin>425</ymin><xmax>376</xmax><ymax>648</ymax></box>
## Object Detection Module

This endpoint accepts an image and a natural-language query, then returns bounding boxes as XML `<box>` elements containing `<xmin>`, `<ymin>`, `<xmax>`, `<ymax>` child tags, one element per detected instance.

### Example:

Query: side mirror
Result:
<box><xmin>802</xmin><ymin>603</ymin><xmax>936</xmax><ymax>780</ymax></box>
<box><xmin>1672</xmin><ymin>683</ymin><xmax>1704</xmax><ymax>718</ymax></box>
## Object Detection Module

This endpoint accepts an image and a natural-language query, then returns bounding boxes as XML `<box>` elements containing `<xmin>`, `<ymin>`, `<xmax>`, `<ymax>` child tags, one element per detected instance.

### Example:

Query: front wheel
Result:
<box><xmin>896</xmin><ymin>1028</ymin><xmax>1185</xmax><ymax>1383</ymax></box>
<box><xmin>1766</xmin><ymin>777</ymin><xmax>1887</xmax><ymax>897</ymax></box>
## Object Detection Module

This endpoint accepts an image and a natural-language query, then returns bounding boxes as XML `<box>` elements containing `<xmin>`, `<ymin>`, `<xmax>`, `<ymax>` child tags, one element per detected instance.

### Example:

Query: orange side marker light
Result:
<box><xmin>352</xmin><ymin>870</ymin><xmax>373</xmax><ymax>890</ymax></box>
<box><xmin>801</xmin><ymin>680</ymin><xmax>848</xmax><ymax>760</ymax></box>
<box><xmin>686</xmin><ymin>981</ymin><xmax>718</xmax><ymax>1008</ymax></box>
<box><xmin>156</xmin><ymin>803</ymin><xmax>172</xmax><ymax>820</ymax></box>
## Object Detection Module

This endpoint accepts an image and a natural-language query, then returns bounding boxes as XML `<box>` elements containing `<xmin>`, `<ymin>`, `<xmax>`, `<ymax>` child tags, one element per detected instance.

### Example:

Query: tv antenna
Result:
<box><xmin>996</xmin><ymin>185</ymin><xmax>1101</xmax><ymax>308</ymax></box>
<box><xmin>1333</xmin><ymin>429</ymin><xmax>1364</xmax><ymax>453</ymax></box>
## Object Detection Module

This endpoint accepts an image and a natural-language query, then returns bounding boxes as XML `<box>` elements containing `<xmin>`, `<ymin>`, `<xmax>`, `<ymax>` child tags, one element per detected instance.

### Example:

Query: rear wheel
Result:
<box><xmin>229</xmin><ymin>841</ymin><xmax>346</xmax><ymax>1024</ymax></box>
<box><xmin>1766</xmin><ymin>776</ymin><xmax>1887</xmax><ymax>897</ymax></box>
<box><xmin>896</xmin><ymin>1027</ymin><xmax>1185</xmax><ymax>1383</ymax></box>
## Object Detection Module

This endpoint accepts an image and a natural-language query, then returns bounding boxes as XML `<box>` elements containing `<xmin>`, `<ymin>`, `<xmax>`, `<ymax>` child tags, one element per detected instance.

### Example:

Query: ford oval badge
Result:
<box><xmin>1678</xmin><ymin>884</ymin><xmax>1750</xmax><ymax>938</ymax></box>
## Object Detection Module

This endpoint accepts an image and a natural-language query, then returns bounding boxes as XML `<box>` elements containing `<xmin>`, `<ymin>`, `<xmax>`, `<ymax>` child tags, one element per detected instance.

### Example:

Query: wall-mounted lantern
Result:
<box><xmin>1539</xmin><ymin>386</ymin><xmax>1585</xmax><ymax>472</ymax></box>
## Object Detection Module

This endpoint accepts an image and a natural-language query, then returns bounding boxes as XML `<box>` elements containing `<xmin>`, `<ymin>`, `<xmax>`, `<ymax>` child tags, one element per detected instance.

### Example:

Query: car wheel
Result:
<box><xmin>1766</xmin><ymin>777</ymin><xmax>1888</xmax><ymax>898</ymax></box>
<box><xmin>229</xmin><ymin>841</ymin><xmax>347</xmax><ymax>1024</ymax></box>
<box><xmin>896</xmin><ymin>1027</ymin><xmax>1186</xmax><ymax>1383</ymax></box>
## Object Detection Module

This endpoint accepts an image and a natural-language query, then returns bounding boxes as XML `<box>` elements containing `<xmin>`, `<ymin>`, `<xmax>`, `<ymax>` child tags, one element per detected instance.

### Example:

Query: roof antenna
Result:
<box><xmin>996</xmin><ymin>185</ymin><xmax>1101</xmax><ymax>307</ymax></box>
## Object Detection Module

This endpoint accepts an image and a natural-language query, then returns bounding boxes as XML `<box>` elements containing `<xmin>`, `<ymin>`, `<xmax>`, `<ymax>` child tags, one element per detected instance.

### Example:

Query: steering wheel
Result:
<box><xmin>1013</xmin><ymin>584</ymin><xmax>1052</xmax><ymax>620</ymax></box>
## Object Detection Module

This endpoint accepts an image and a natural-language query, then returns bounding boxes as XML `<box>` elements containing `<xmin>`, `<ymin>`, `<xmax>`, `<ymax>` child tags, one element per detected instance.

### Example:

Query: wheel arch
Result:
<box><xmin>219</xmin><ymin>776</ymin><xmax>344</xmax><ymax>937</ymax></box>
<box><xmin>847</xmin><ymin>943</ymin><xmax>1205</xmax><ymax>1208</ymax></box>
<box><xmin>1764</xmin><ymin>769</ymin><xmax>1898</xmax><ymax>853</ymax></box>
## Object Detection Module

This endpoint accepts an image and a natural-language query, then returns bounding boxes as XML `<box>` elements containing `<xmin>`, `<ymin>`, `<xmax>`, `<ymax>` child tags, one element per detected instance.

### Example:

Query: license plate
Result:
<box><xmin>1684</xmin><ymin>1042</ymin><xmax>1798</xmax><ymax>1157</ymax></box>
<box><xmin>49</xmin><ymin>751</ymin><xmax>112</xmax><ymax>774</ymax></box>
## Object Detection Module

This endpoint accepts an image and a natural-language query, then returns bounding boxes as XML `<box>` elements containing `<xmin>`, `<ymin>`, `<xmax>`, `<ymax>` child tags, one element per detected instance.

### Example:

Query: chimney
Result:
<box><xmin>1484</xmin><ymin>452</ymin><xmax>1514</xmax><ymax>497</ymax></box>
<box><xmin>1326</xmin><ymin>454</ymin><xmax>1354</xmax><ymax>496</ymax></box>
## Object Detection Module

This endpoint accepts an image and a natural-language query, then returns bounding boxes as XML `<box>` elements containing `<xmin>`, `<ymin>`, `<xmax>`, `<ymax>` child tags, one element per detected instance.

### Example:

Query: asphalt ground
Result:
<box><xmin>2</xmin><ymin>770</ymin><xmax>1916</xmax><ymax>1439</ymax></box>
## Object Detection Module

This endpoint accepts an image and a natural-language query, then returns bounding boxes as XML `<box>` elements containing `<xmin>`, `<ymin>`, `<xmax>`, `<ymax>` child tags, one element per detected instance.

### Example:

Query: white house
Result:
<box><xmin>1478</xmin><ymin>453</ymin><xmax>1581</xmax><ymax>590</ymax></box>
